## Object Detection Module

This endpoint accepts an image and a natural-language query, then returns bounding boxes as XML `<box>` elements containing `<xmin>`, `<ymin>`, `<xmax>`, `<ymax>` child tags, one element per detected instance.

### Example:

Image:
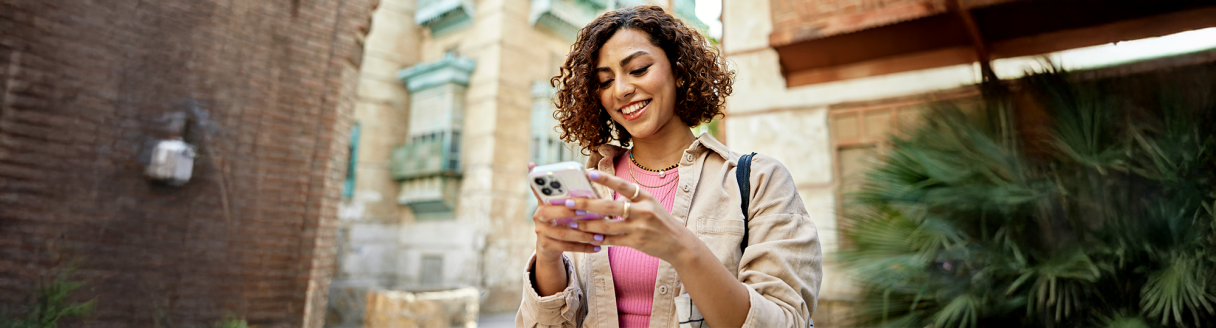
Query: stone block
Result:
<box><xmin>399</xmin><ymin>220</ymin><xmax>479</xmax><ymax>247</ymax></box>
<box><xmin>357</xmin><ymin>78</ymin><xmax>409</xmax><ymax>108</ymax></box>
<box><xmin>341</xmin><ymin>242</ymin><xmax>399</xmax><ymax>279</ymax></box>
<box><xmin>360</xmin><ymin>55</ymin><xmax>410</xmax><ymax>81</ymax></box>
<box><xmin>363</xmin><ymin>287</ymin><xmax>480</xmax><ymax>328</ymax></box>
<box><xmin>726</xmin><ymin>108</ymin><xmax>833</xmax><ymax>185</ymax></box>
<box><xmin>356</xmin><ymin>124</ymin><xmax>405</xmax><ymax>165</ymax></box>
<box><xmin>723</xmin><ymin>0</ymin><xmax>773</xmax><ymax>54</ymax></box>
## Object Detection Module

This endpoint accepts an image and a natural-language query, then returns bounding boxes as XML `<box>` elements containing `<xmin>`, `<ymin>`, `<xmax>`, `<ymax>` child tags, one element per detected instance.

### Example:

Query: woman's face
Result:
<box><xmin>595</xmin><ymin>28</ymin><xmax>681</xmax><ymax>140</ymax></box>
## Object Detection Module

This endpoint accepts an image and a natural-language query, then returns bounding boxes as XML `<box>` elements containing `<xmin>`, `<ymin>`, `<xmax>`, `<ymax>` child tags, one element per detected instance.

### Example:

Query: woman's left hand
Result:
<box><xmin>565</xmin><ymin>169</ymin><xmax>700</xmax><ymax>264</ymax></box>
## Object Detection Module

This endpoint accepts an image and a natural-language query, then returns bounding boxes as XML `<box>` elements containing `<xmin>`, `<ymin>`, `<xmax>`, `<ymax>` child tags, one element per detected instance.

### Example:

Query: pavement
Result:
<box><xmin>477</xmin><ymin>312</ymin><xmax>516</xmax><ymax>328</ymax></box>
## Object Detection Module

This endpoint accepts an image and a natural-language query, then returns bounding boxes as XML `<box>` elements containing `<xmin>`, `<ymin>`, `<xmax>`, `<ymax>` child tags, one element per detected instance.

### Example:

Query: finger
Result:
<box><xmin>596</xmin><ymin>233</ymin><xmax>632</xmax><ymax>247</ymax></box>
<box><xmin>567</xmin><ymin>198</ymin><xmax>649</xmax><ymax>221</ymax></box>
<box><xmin>538</xmin><ymin>221</ymin><xmax>602</xmax><ymax>244</ymax></box>
<box><xmin>587</xmin><ymin>169</ymin><xmax>654</xmax><ymax>201</ymax></box>
<box><xmin>533</xmin><ymin>204</ymin><xmax>607</xmax><ymax>225</ymax></box>
<box><xmin>540</xmin><ymin>236</ymin><xmax>603</xmax><ymax>253</ymax></box>
<box><xmin>574</xmin><ymin>218</ymin><xmax>632</xmax><ymax>236</ymax></box>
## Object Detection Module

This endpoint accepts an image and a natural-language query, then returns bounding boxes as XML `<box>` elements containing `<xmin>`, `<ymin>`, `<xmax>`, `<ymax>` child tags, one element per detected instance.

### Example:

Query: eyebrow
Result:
<box><xmin>594</xmin><ymin>50</ymin><xmax>649</xmax><ymax>74</ymax></box>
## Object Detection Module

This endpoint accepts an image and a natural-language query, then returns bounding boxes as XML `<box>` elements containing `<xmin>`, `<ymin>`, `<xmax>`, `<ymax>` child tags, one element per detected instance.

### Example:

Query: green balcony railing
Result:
<box><xmin>390</xmin><ymin>130</ymin><xmax>461</xmax><ymax>180</ymax></box>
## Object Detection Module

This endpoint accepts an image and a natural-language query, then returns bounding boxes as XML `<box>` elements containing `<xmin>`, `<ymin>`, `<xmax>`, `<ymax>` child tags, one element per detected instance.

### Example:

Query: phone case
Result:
<box><xmin>529</xmin><ymin>161</ymin><xmax>601</xmax><ymax>205</ymax></box>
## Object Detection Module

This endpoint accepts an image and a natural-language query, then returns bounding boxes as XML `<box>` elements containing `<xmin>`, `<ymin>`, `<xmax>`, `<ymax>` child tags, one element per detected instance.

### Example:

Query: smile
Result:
<box><xmin>619</xmin><ymin>99</ymin><xmax>650</xmax><ymax>121</ymax></box>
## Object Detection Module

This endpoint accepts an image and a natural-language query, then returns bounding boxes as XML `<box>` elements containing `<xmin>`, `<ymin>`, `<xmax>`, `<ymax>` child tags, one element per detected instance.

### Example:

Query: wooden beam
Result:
<box><xmin>988</xmin><ymin>6</ymin><xmax>1216</xmax><ymax>59</ymax></box>
<box><xmin>950</xmin><ymin>0</ymin><xmax>998</xmax><ymax>82</ymax></box>
<box><xmin>784</xmin><ymin>46</ymin><xmax>976</xmax><ymax>87</ymax></box>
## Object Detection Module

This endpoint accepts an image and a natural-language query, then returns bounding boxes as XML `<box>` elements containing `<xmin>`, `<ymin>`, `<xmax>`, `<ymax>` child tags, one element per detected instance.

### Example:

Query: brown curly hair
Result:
<box><xmin>550</xmin><ymin>5</ymin><xmax>734</xmax><ymax>154</ymax></box>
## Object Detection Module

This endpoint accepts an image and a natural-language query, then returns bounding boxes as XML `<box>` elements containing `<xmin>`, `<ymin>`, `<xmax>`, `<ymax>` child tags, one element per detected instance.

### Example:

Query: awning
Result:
<box><xmin>771</xmin><ymin>0</ymin><xmax>1216</xmax><ymax>87</ymax></box>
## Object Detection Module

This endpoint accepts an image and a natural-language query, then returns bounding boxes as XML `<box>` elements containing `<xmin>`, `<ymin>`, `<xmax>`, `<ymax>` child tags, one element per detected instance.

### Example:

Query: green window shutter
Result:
<box><xmin>343</xmin><ymin>123</ymin><xmax>360</xmax><ymax>199</ymax></box>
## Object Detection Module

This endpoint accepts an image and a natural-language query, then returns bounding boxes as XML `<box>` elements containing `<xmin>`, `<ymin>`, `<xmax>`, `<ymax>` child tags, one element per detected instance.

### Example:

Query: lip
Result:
<box><xmin>619</xmin><ymin>99</ymin><xmax>650</xmax><ymax>121</ymax></box>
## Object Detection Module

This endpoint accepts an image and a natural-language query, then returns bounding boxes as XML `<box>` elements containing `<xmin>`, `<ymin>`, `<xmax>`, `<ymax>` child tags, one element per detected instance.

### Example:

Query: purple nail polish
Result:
<box><xmin>589</xmin><ymin>170</ymin><xmax>600</xmax><ymax>179</ymax></box>
<box><xmin>565</xmin><ymin>199</ymin><xmax>575</xmax><ymax>208</ymax></box>
<box><xmin>594</xmin><ymin>234</ymin><xmax>603</xmax><ymax>241</ymax></box>
<box><xmin>576</xmin><ymin>210</ymin><xmax>586</xmax><ymax>215</ymax></box>
<box><xmin>569</xmin><ymin>222</ymin><xmax>578</xmax><ymax>229</ymax></box>
<box><xmin>593</xmin><ymin>246</ymin><xmax>601</xmax><ymax>252</ymax></box>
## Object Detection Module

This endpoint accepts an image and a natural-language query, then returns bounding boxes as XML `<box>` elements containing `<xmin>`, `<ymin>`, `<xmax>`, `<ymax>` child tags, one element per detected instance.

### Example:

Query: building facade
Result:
<box><xmin>722</xmin><ymin>0</ymin><xmax>1216</xmax><ymax>326</ymax></box>
<box><xmin>331</xmin><ymin>0</ymin><xmax>709</xmax><ymax>319</ymax></box>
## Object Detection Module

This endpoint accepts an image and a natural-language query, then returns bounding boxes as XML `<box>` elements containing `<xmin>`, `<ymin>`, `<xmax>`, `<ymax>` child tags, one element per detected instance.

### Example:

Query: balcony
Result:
<box><xmin>416</xmin><ymin>0</ymin><xmax>475</xmax><ymax>35</ymax></box>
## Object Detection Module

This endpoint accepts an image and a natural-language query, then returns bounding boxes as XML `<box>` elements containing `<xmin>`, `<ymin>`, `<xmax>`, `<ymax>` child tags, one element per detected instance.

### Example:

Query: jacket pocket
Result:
<box><xmin>675</xmin><ymin>293</ymin><xmax>708</xmax><ymax>328</ymax></box>
<box><xmin>697</xmin><ymin>217</ymin><xmax>745</xmax><ymax>236</ymax></box>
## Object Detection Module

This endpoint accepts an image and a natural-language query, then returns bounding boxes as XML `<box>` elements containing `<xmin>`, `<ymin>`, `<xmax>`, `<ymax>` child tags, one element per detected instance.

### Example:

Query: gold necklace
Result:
<box><xmin>628</xmin><ymin>165</ymin><xmax>679</xmax><ymax>189</ymax></box>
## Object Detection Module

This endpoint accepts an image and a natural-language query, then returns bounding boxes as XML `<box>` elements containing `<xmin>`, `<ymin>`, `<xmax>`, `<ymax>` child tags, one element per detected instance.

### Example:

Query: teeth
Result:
<box><xmin>622</xmin><ymin>100</ymin><xmax>649</xmax><ymax>115</ymax></box>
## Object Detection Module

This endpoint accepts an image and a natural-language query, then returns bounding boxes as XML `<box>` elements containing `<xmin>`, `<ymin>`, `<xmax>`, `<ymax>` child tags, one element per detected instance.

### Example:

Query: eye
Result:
<box><xmin>631</xmin><ymin>65</ymin><xmax>651</xmax><ymax>76</ymax></box>
<box><xmin>598</xmin><ymin>79</ymin><xmax>613</xmax><ymax>89</ymax></box>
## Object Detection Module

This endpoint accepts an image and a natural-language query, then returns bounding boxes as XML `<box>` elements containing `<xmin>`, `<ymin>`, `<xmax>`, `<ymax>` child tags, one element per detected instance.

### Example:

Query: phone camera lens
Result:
<box><xmin>534</xmin><ymin>178</ymin><xmax>546</xmax><ymax>185</ymax></box>
<box><xmin>549</xmin><ymin>181</ymin><xmax>562</xmax><ymax>189</ymax></box>
<box><xmin>541</xmin><ymin>188</ymin><xmax>553</xmax><ymax>195</ymax></box>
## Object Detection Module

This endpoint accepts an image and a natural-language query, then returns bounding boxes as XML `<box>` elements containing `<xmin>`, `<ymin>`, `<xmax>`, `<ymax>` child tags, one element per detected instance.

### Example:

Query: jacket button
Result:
<box><xmin>682</xmin><ymin>184</ymin><xmax>690</xmax><ymax>192</ymax></box>
<box><xmin>659</xmin><ymin>285</ymin><xmax>668</xmax><ymax>294</ymax></box>
<box><xmin>685</xmin><ymin>154</ymin><xmax>693</xmax><ymax>162</ymax></box>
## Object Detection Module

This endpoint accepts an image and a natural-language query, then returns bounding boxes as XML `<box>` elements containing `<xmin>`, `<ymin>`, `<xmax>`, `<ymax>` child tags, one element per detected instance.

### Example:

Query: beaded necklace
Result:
<box><xmin>629</xmin><ymin>151</ymin><xmax>678</xmax><ymax>178</ymax></box>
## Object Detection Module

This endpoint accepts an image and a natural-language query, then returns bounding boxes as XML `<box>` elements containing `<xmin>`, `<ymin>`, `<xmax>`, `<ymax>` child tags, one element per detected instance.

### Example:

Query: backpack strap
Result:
<box><xmin>737</xmin><ymin>152</ymin><xmax>756</xmax><ymax>252</ymax></box>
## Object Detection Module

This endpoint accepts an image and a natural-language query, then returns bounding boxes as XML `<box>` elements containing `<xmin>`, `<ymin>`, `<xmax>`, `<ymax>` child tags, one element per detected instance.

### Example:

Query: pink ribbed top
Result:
<box><xmin>610</xmin><ymin>150</ymin><xmax>679</xmax><ymax>328</ymax></box>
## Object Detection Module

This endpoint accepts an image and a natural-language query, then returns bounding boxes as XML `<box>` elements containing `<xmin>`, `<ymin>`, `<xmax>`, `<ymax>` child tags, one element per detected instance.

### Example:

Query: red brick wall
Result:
<box><xmin>768</xmin><ymin>0</ymin><xmax>1014</xmax><ymax>45</ymax></box>
<box><xmin>0</xmin><ymin>0</ymin><xmax>374</xmax><ymax>327</ymax></box>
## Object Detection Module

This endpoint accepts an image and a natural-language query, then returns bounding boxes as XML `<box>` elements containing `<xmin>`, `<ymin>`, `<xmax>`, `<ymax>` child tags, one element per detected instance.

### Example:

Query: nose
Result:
<box><xmin>613</xmin><ymin>76</ymin><xmax>635</xmax><ymax>101</ymax></box>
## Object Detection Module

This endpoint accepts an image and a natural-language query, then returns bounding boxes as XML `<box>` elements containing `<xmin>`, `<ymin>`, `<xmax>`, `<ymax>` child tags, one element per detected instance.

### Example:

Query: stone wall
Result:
<box><xmin>0</xmin><ymin>0</ymin><xmax>374</xmax><ymax>326</ymax></box>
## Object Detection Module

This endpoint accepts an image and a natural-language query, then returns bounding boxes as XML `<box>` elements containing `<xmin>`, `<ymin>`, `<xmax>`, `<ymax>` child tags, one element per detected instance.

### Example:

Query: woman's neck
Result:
<box><xmin>629</xmin><ymin>119</ymin><xmax>696</xmax><ymax>170</ymax></box>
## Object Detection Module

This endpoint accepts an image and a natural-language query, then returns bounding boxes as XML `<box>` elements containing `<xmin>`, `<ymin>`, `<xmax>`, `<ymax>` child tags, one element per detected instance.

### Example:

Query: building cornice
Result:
<box><xmin>398</xmin><ymin>53</ymin><xmax>476</xmax><ymax>92</ymax></box>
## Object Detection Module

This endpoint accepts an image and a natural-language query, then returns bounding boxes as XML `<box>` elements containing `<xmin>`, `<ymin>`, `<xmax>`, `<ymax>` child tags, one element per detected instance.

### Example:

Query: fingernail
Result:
<box><xmin>588</xmin><ymin>170</ymin><xmax>600</xmax><ymax>179</ymax></box>
<box><xmin>594</xmin><ymin>234</ymin><xmax>603</xmax><ymax>241</ymax></box>
<box><xmin>593</xmin><ymin>246</ymin><xmax>602</xmax><ymax>252</ymax></box>
<box><xmin>569</xmin><ymin>222</ymin><xmax>578</xmax><ymax>229</ymax></box>
<box><xmin>565</xmin><ymin>199</ymin><xmax>575</xmax><ymax>208</ymax></box>
<box><xmin>575</xmin><ymin>210</ymin><xmax>586</xmax><ymax>215</ymax></box>
<box><xmin>549</xmin><ymin>199</ymin><xmax>566</xmax><ymax>205</ymax></box>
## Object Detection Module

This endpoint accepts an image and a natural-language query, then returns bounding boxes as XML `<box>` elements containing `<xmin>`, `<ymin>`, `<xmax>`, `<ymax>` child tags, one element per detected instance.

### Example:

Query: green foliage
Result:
<box><xmin>0</xmin><ymin>273</ymin><xmax>95</xmax><ymax>328</ymax></box>
<box><xmin>214</xmin><ymin>314</ymin><xmax>248</xmax><ymax>328</ymax></box>
<box><xmin>838</xmin><ymin>66</ymin><xmax>1216</xmax><ymax>328</ymax></box>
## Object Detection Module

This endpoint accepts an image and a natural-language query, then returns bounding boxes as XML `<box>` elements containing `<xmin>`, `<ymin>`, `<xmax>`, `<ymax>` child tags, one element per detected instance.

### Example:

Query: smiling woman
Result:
<box><xmin>549</xmin><ymin>5</ymin><xmax>732</xmax><ymax>154</ymax></box>
<box><xmin>517</xmin><ymin>5</ymin><xmax>822</xmax><ymax>328</ymax></box>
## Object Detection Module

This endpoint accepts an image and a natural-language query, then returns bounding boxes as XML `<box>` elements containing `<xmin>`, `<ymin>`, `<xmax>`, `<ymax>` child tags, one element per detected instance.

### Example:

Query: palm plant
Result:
<box><xmin>837</xmin><ymin>65</ymin><xmax>1216</xmax><ymax>328</ymax></box>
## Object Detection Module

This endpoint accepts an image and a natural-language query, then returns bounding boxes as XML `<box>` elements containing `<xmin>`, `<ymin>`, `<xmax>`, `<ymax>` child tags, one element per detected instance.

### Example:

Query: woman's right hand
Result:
<box><xmin>529</xmin><ymin>162</ymin><xmax>604</xmax><ymax>263</ymax></box>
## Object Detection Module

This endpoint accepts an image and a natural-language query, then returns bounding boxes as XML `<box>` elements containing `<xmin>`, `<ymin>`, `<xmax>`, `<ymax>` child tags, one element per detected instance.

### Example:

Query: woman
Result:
<box><xmin>518</xmin><ymin>5</ymin><xmax>821</xmax><ymax>328</ymax></box>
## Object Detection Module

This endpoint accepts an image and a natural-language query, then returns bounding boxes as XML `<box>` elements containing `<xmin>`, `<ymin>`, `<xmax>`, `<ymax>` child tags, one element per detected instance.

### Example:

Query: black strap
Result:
<box><xmin>737</xmin><ymin>152</ymin><xmax>756</xmax><ymax>252</ymax></box>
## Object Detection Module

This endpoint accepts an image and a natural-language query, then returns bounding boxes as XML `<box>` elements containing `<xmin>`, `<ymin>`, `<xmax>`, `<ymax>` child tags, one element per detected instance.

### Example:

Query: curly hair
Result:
<box><xmin>550</xmin><ymin>5</ymin><xmax>734</xmax><ymax>154</ymax></box>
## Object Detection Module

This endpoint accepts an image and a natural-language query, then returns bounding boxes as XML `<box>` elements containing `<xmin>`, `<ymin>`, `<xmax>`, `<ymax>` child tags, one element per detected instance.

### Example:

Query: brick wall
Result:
<box><xmin>0</xmin><ymin>0</ymin><xmax>374</xmax><ymax>327</ymax></box>
<box><xmin>767</xmin><ymin>0</ymin><xmax>1014</xmax><ymax>45</ymax></box>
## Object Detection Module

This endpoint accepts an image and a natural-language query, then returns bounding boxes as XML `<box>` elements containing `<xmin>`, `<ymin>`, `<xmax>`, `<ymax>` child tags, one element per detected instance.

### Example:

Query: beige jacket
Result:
<box><xmin>516</xmin><ymin>134</ymin><xmax>823</xmax><ymax>328</ymax></box>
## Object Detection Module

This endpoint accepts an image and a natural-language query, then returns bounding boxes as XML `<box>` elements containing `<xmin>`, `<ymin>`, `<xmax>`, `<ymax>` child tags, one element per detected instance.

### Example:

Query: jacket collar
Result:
<box><xmin>586</xmin><ymin>132</ymin><xmax>734</xmax><ymax>171</ymax></box>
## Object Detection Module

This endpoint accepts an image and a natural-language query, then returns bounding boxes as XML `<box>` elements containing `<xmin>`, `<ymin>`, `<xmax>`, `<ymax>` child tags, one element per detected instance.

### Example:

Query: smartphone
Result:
<box><xmin>529</xmin><ymin>161</ymin><xmax>602</xmax><ymax>205</ymax></box>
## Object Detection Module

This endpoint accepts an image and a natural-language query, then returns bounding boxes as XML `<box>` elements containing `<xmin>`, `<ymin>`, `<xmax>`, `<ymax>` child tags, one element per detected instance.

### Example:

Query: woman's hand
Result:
<box><xmin>528</xmin><ymin>163</ymin><xmax>605</xmax><ymax>263</ymax></box>
<box><xmin>528</xmin><ymin>163</ymin><xmax>607</xmax><ymax>297</ymax></box>
<box><xmin>566</xmin><ymin>169</ymin><xmax>701</xmax><ymax>264</ymax></box>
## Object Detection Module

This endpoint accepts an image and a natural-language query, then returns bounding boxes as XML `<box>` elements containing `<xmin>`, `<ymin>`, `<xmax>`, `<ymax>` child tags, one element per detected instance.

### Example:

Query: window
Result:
<box><xmin>343</xmin><ymin>123</ymin><xmax>360</xmax><ymax>199</ymax></box>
